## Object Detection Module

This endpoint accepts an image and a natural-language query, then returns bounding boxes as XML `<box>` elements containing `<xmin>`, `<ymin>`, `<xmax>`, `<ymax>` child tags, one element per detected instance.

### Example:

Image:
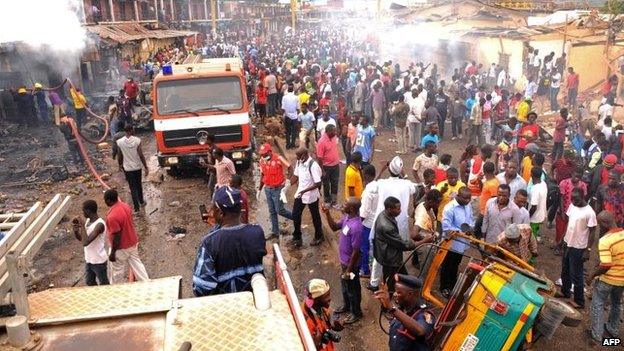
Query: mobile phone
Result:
<box><xmin>199</xmin><ymin>204</ymin><xmax>208</xmax><ymax>219</ymax></box>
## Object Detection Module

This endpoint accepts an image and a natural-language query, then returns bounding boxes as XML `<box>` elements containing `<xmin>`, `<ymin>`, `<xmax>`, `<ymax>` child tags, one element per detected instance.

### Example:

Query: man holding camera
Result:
<box><xmin>302</xmin><ymin>279</ymin><xmax>344</xmax><ymax>351</ymax></box>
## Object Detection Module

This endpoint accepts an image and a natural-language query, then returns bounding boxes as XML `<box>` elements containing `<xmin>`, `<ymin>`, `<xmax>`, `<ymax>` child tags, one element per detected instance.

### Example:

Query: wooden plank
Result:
<box><xmin>0</xmin><ymin>223</ymin><xmax>17</xmax><ymax>230</ymax></box>
<box><xmin>6</xmin><ymin>252</ymin><xmax>29</xmax><ymax>318</ymax></box>
<box><xmin>0</xmin><ymin>213</ymin><xmax>26</xmax><ymax>221</ymax></box>
<box><xmin>0</xmin><ymin>196</ymin><xmax>71</xmax><ymax>297</ymax></box>
<box><xmin>0</xmin><ymin>204</ymin><xmax>42</xmax><ymax>260</ymax></box>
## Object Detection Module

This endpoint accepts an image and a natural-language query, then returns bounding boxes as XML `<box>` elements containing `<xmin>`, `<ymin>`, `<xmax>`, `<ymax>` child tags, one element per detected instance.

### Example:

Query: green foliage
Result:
<box><xmin>604</xmin><ymin>0</ymin><xmax>624</xmax><ymax>14</ymax></box>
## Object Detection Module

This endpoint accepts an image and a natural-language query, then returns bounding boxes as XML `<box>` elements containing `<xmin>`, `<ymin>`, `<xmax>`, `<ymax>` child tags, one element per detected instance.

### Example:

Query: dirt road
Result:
<box><xmin>1</xmin><ymin>119</ymin><xmax>607</xmax><ymax>351</ymax></box>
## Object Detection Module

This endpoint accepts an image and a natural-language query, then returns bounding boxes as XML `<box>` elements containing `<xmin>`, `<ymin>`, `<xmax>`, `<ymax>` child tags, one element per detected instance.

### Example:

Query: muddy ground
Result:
<box><xmin>0</xmin><ymin>115</ymin><xmax>614</xmax><ymax>351</ymax></box>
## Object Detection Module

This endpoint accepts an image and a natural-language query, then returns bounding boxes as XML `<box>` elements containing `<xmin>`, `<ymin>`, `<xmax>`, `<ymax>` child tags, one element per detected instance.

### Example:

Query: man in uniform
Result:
<box><xmin>374</xmin><ymin>274</ymin><xmax>435</xmax><ymax>351</ymax></box>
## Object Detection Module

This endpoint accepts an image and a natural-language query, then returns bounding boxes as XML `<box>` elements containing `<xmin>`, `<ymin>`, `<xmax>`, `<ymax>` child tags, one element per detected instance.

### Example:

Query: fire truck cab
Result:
<box><xmin>152</xmin><ymin>58</ymin><xmax>254</xmax><ymax>170</ymax></box>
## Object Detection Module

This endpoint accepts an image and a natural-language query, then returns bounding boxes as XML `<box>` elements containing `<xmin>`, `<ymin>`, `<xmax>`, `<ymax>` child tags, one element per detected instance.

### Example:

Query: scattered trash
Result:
<box><xmin>168</xmin><ymin>201</ymin><xmax>181</xmax><ymax>207</ymax></box>
<box><xmin>149</xmin><ymin>208</ymin><xmax>159</xmax><ymax>216</ymax></box>
<box><xmin>169</xmin><ymin>226</ymin><xmax>187</xmax><ymax>234</ymax></box>
<box><xmin>166</xmin><ymin>233</ymin><xmax>186</xmax><ymax>242</ymax></box>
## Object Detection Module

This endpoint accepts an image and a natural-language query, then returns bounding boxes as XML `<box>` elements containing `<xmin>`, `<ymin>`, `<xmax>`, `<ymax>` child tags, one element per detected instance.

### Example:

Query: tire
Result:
<box><xmin>542</xmin><ymin>297</ymin><xmax>583</xmax><ymax>327</ymax></box>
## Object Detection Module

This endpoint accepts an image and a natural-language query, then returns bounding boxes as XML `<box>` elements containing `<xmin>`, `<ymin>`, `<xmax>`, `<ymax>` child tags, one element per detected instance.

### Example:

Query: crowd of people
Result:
<box><xmin>10</xmin><ymin>23</ymin><xmax>624</xmax><ymax>350</ymax></box>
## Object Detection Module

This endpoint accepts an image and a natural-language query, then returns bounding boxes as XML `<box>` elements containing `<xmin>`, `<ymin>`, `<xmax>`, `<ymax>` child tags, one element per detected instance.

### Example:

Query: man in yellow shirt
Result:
<box><xmin>298</xmin><ymin>87</ymin><xmax>310</xmax><ymax>110</ymax></box>
<box><xmin>70</xmin><ymin>85</ymin><xmax>88</xmax><ymax>128</ymax></box>
<box><xmin>345</xmin><ymin>151</ymin><xmax>363</xmax><ymax>200</ymax></box>
<box><xmin>516</xmin><ymin>98</ymin><xmax>531</xmax><ymax>123</ymax></box>
<box><xmin>435</xmin><ymin>167</ymin><xmax>465</xmax><ymax>218</ymax></box>
<box><xmin>520</xmin><ymin>143</ymin><xmax>539</xmax><ymax>182</ymax></box>
<box><xmin>588</xmin><ymin>211</ymin><xmax>624</xmax><ymax>344</ymax></box>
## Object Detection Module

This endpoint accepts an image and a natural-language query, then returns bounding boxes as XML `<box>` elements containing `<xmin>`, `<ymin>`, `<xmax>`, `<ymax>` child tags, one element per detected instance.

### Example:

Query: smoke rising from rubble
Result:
<box><xmin>0</xmin><ymin>0</ymin><xmax>86</xmax><ymax>52</ymax></box>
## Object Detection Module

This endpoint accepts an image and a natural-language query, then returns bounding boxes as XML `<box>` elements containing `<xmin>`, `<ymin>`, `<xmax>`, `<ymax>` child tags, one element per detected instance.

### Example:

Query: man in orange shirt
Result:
<box><xmin>476</xmin><ymin>161</ymin><xmax>499</xmax><ymax>239</ymax></box>
<box><xmin>302</xmin><ymin>279</ymin><xmax>344</xmax><ymax>350</ymax></box>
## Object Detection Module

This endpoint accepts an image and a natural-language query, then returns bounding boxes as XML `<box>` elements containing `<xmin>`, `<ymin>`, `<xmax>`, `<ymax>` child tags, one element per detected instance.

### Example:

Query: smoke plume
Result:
<box><xmin>0</xmin><ymin>0</ymin><xmax>86</xmax><ymax>52</ymax></box>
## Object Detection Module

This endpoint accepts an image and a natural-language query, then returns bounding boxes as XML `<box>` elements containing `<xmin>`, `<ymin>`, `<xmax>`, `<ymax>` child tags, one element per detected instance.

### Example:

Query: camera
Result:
<box><xmin>321</xmin><ymin>330</ymin><xmax>341</xmax><ymax>344</ymax></box>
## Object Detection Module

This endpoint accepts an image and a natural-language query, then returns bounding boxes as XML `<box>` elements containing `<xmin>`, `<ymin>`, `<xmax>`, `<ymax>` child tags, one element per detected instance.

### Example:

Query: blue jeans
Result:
<box><xmin>360</xmin><ymin>226</ymin><xmax>371</xmax><ymax>275</ymax></box>
<box><xmin>264</xmin><ymin>186</ymin><xmax>292</xmax><ymax>236</ymax></box>
<box><xmin>561</xmin><ymin>246</ymin><xmax>585</xmax><ymax>307</ymax></box>
<box><xmin>550</xmin><ymin>87</ymin><xmax>560</xmax><ymax>111</ymax></box>
<box><xmin>589</xmin><ymin>280</ymin><xmax>623</xmax><ymax>341</ymax></box>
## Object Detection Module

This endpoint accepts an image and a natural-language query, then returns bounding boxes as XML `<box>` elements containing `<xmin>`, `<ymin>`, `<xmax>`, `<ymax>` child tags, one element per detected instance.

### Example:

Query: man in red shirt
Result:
<box><xmin>104</xmin><ymin>189</ymin><xmax>149</xmax><ymax>283</ymax></box>
<box><xmin>258</xmin><ymin>143</ymin><xmax>292</xmax><ymax>238</ymax></box>
<box><xmin>316</xmin><ymin>124</ymin><xmax>341</xmax><ymax>207</ymax></box>
<box><xmin>123</xmin><ymin>77</ymin><xmax>139</xmax><ymax>105</ymax></box>
<box><xmin>566</xmin><ymin>67</ymin><xmax>579</xmax><ymax>109</ymax></box>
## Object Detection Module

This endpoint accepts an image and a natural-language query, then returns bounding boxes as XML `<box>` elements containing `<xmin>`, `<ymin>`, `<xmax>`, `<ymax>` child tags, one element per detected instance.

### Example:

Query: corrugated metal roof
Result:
<box><xmin>85</xmin><ymin>23</ymin><xmax>197</xmax><ymax>44</ymax></box>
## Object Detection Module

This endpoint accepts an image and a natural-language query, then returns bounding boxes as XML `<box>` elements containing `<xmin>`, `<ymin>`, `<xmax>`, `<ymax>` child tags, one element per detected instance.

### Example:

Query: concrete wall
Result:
<box><xmin>568</xmin><ymin>43</ymin><xmax>609</xmax><ymax>91</ymax></box>
<box><xmin>470</xmin><ymin>36</ymin><xmax>525</xmax><ymax>82</ymax></box>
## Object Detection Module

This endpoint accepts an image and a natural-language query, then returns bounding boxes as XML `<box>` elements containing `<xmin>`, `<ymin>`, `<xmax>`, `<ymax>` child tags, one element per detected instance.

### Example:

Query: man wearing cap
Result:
<box><xmin>33</xmin><ymin>83</ymin><xmax>49</xmax><ymax>124</ymax></box>
<box><xmin>302</xmin><ymin>279</ymin><xmax>344</xmax><ymax>351</ymax></box>
<box><xmin>588</xmin><ymin>154</ymin><xmax>620</xmax><ymax>198</ymax></box>
<box><xmin>69</xmin><ymin>85</ymin><xmax>87</xmax><ymax>129</ymax></box>
<box><xmin>258</xmin><ymin>143</ymin><xmax>293</xmax><ymax>239</ymax></box>
<box><xmin>323</xmin><ymin>197</ymin><xmax>363</xmax><ymax>324</ymax></box>
<box><xmin>13</xmin><ymin>87</ymin><xmax>37</xmax><ymax>126</ymax></box>
<box><xmin>374</xmin><ymin>274</ymin><xmax>435</xmax><ymax>351</ymax></box>
<box><xmin>367</xmin><ymin>157</ymin><xmax>417</xmax><ymax>292</ymax></box>
<box><xmin>497</xmin><ymin>223</ymin><xmax>537</xmax><ymax>263</ymax></box>
<box><xmin>193</xmin><ymin>186</ymin><xmax>266</xmax><ymax>296</ymax></box>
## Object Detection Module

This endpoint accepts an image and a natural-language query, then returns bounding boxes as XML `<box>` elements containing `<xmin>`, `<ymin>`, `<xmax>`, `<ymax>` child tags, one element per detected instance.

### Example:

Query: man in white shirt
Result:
<box><xmin>407</xmin><ymin>88</ymin><xmax>424</xmax><ymax>151</ymax></box>
<box><xmin>359</xmin><ymin>165</ymin><xmax>378</xmax><ymax>277</ymax></box>
<box><xmin>366</xmin><ymin>157</ymin><xmax>417</xmax><ymax>291</ymax></box>
<box><xmin>290</xmin><ymin>148</ymin><xmax>323</xmax><ymax>248</ymax></box>
<box><xmin>488</xmin><ymin>63</ymin><xmax>497</xmax><ymax>89</ymax></box>
<box><xmin>550</xmin><ymin>70</ymin><xmax>562</xmax><ymax>112</ymax></box>
<box><xmin>497</xmin><ymin>68</ymin><xmax>507</xmax><ymax>88</ymax></box>
<box><xmin>316</xmin><ymin>107</ymin><xmax>336</xmax><ymax>139</ymax></box>
<box><xmin>559</xmin><ymin>188</ymin><xmax>597</xmax><ymax>309</ymax></box>
<box><xmin>116</xmin><ymin>124</ymin><xmax>149</xmax><ymax>212</ymax></box>
<box><xmin>72</xmin><ymin>200</ymin><xmax>109</xmax><ymax>286</ymax></box>
<box><xmin>528</xmin><ymin>167</ymin><xmax>547</xmax><ymax>243</ymax></box>
<box><xmin>282</xmin><ymin>85</ymin><xmax>299</xmax><ymax>149</ymax></box>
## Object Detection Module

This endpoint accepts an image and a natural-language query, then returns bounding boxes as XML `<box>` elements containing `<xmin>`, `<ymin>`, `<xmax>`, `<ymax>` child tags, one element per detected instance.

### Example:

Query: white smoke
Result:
<box><xmin>0</xmin><ymin>0</ymin><xmax>86</xmax><ymax>52</ymax></box>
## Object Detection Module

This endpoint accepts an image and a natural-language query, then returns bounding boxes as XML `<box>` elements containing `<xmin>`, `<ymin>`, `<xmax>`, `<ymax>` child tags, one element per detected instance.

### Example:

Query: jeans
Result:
<box><xmin>451</xmin><ymin>116</ymin><xmax>462</xmax><ymax>137</ymax></box>
<box><xmin>561</xmin><ymin>245</ymin><xmax>585</xmax><ymax>307</ymax></box>
<box><xmin>550</xmin><ymin>87</ymin><xmax>560</xmax><ymax>111</ymax></box>
<box><xmin>85</xmin><ymin>262</ymin><xmax>109</xmax><ymax>286</ymax></box>
<box><xmin>589</xmin><ymin>280</ymin><xmax>623</xmax><ymax>341</ymax></box>
<box><xmin>124</xmin><ymin>169</ymin><xmax>144</xmax><ymax>210</ymax></box>
<box><xmin>467</xmin><ymin>124</ymin><xmax>484</xmax><ymax>147</ymax></box>
<box><xmin>292</xmin><ymin>198</ymin><xmax>323</xmax><ymax>242</ymax></box>
<box><xmin>567</xmin><ymin>88</ymin><xmax>578</xmax><ymax>108</ymax></box>
<box><xmin>552</xmin><ymin>141</ymin><xmax>564</xmax><ymax>162</ymax></box>
<box><xmin>382</xmin><ymin>265</ymin><xmax>408</xmax><ymax>294</ymax></box>
<box><xmin>284</xmin><ymin>117</ymin><xmax>298</xmax><ymax>148</ymax></box>
<box><xmin>265</xmin><ymin>186</ymin><xmax>293</xmax><ymax>236</ymax></box>
<box><xmin>440</xmin><ymin>251</ymin><xmax>463</xmax><ymax>292</ymax></box>
<box><xmin>360</xmin><ymin>226</ymin><xmax>371</xmax><ymax>275</ymax></box>
<box><xmin>408</xmin><ymin>121</ymin><xmax>421</xmax><ymax>150</ymax></box>
<box><xmin>340</xmin><ymin>135</ymin><xmax>351</xmax><ymax>163</ymax></box>
<box><xmin>321</xmin><ymin>165</ymin><xmax>339</xmax><ymax>204</ymax></box>
<box><xmin>340</xmin><ymin>265</ymin><xmax>362</xmax><ymax>316</ymax></box>
<box><xmin>438</xmin><ymin>112</ymin><xmax>447</xmax><ymax>139</ymax></box>
<box><xmin>267</xmin><ymin>93</ymin><xmax>278</xmax><ymax>116</ymax></box>
<box><xmin>395</xmin><ymin>126</ymin><xmax>406</xmax><ymax>153</ymax></box>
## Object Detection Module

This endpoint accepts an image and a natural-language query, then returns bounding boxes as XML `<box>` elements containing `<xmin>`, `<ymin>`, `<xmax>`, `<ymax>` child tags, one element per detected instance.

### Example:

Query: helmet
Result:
<box><xmin>34</xmin><ymin>82</ymin><xmax>43</xmax><ymax>89</ymax></box>
<box><xmin>17</xmin><ymin>88</ymin><xmax>27</xmax><ymax>94</ymax></box>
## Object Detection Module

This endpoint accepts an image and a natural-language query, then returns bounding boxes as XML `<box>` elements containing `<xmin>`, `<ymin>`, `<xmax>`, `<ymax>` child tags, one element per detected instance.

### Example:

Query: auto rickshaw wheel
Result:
<box><xmin>542</xmin><ymin>297</ymin><xmax>583</xmax><ymax>327</ymax></box>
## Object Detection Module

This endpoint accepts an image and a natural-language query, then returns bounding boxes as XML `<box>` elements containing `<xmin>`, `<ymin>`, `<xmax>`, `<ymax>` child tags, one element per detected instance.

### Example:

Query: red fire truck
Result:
<box><xmin>152</xmin><ymin>58</ymin><xmax>254</xmax><ymax>171</ymax></box>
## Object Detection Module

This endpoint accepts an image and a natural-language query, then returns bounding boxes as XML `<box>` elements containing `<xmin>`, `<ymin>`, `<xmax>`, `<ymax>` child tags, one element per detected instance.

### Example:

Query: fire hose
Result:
<box><xmin>43</xmin><ymin>79</ymin><xmax>111</xmax><ymax>189</ymax></box>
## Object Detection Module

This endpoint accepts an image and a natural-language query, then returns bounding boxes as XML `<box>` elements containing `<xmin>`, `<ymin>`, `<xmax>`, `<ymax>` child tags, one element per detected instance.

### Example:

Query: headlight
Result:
<box><xmin>231</xmin><ymin>152</ymin><xmax>244</xmax><ymax>159</ymax></box>
<box><xmin>167</xmin><ymin>157</ymin><xmax>179</xmax><ymax>165</ymax></box>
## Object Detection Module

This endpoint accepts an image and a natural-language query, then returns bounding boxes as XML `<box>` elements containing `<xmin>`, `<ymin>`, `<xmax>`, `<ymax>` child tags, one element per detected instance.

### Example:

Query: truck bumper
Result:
<box><xmin>158</xmin><ymin>146</ymin><xmax>254</xmax><ymax>168</ymax></box>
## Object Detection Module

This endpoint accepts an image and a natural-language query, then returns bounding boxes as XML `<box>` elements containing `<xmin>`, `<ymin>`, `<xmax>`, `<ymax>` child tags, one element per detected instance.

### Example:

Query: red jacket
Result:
<box><xmin>124</xmin><ymin>81</ymin><xmax>139</xmax><ymax>98</ymax></box>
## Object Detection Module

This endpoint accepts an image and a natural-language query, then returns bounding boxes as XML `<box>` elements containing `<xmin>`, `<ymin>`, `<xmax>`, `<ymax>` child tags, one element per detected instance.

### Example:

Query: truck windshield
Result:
<box><xmin>156</xmin><ymin>76</ymin><xmax>243</xmax><ymax>115</ymax></box>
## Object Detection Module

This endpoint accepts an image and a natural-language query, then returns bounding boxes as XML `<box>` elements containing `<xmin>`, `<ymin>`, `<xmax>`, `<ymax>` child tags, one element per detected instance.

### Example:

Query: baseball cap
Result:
<box><xmin>213</xmin><ymin>186</ymin><xmax>241</xmax><ymax>213</ymax></box>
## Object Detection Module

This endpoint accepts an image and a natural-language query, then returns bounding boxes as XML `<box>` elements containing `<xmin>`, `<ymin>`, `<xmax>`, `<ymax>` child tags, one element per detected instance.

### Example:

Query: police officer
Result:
<box><xmin>374</xmin><ymin>274</ymin><xmax>435</xmax><ymax>351</ymax></box>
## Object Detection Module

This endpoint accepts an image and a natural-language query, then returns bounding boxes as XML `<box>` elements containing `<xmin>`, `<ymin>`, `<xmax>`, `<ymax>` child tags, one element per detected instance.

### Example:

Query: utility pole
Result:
<box><xmin>377</xmin><ymin>0</ymin><xmax>381</xmax><ymax>20</ymax></box>
<box><xmin>211</xmin><ymin>0</ymin><xmax>217</xmax><ymax>35</ymax></box>
<box><xmin>290</xmin><ymin>0</ymin><xmax>297</xmax><ymax>32</ymax></box>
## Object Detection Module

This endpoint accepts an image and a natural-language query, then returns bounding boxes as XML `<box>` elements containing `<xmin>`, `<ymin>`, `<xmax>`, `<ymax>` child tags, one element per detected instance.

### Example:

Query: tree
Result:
<box><xmin>604</xmin><ymin>0</ymin><xmax>624</xmax><ymax>14</ymax></box>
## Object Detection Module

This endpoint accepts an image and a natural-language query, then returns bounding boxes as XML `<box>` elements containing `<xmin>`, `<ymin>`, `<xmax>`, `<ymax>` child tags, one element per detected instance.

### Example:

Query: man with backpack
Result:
<box><xmin>290</xmin><ymin>147</ymin><xmax>324</xmax><ymax>248</ymax></box>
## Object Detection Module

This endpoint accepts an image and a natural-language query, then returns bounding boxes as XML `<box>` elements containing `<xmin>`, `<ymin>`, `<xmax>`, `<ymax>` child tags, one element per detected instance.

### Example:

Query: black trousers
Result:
<box><xmin>440</xmin><ymin>251</ymin><xmax>463</xmax><ymax>292</ymax></box>
<box><xmin>292</xmin><ymin>198</ymin><xmax>323</xmax><ymax>241</ymax></box>
<box><xmin>284</xmin><ymin>117</ymin><xmax>298</xmax><ymax>148</ymax></box>
<box><xmin>438</xmin><ymin>111</ymin><xmax>447</xmax><ymax>138</ymax></box>
<box><xmin>322</xmin><ymin>165</ymin><xmax>340</xmax><ymax>204</ymax></box>
<box><xmin>341</xmin><ymin>265</ymin><xmax>362</xmax><ymax>316</ymax></box>
<box><xmin>382</xmin><ymin>265</ymin><xmax>408</xmax><ymax>294</ymax></box>
<box><xmin>85</xmin><ymin>262</ymin><xmax>109</xmax><ymax>286</ymax></box>
<box><xmin>76</xmin><ymin>108</ymin><xmax>86</xmax><ymax>128</ymax></box>
<box><xmin>124</xmin><ymin>169</ymin><xmax>144</xmax><ymax>210</ymax></box>
<box><xmin>561</xmin><ymin>246</ymin><xmax>585</xmax><ymax>307</ymax></box>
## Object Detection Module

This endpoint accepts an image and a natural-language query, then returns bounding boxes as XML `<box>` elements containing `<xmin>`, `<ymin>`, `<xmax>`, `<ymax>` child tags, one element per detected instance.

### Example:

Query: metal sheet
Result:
<box><xmin>26</xmin><ymin>276</ymin><xmax>181</xmax><ymax>325</ymax></box>
<box><xmin>164</xmin><ymin>291</ymin><xmax>304</xmax><ymax>351</ymax></box>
